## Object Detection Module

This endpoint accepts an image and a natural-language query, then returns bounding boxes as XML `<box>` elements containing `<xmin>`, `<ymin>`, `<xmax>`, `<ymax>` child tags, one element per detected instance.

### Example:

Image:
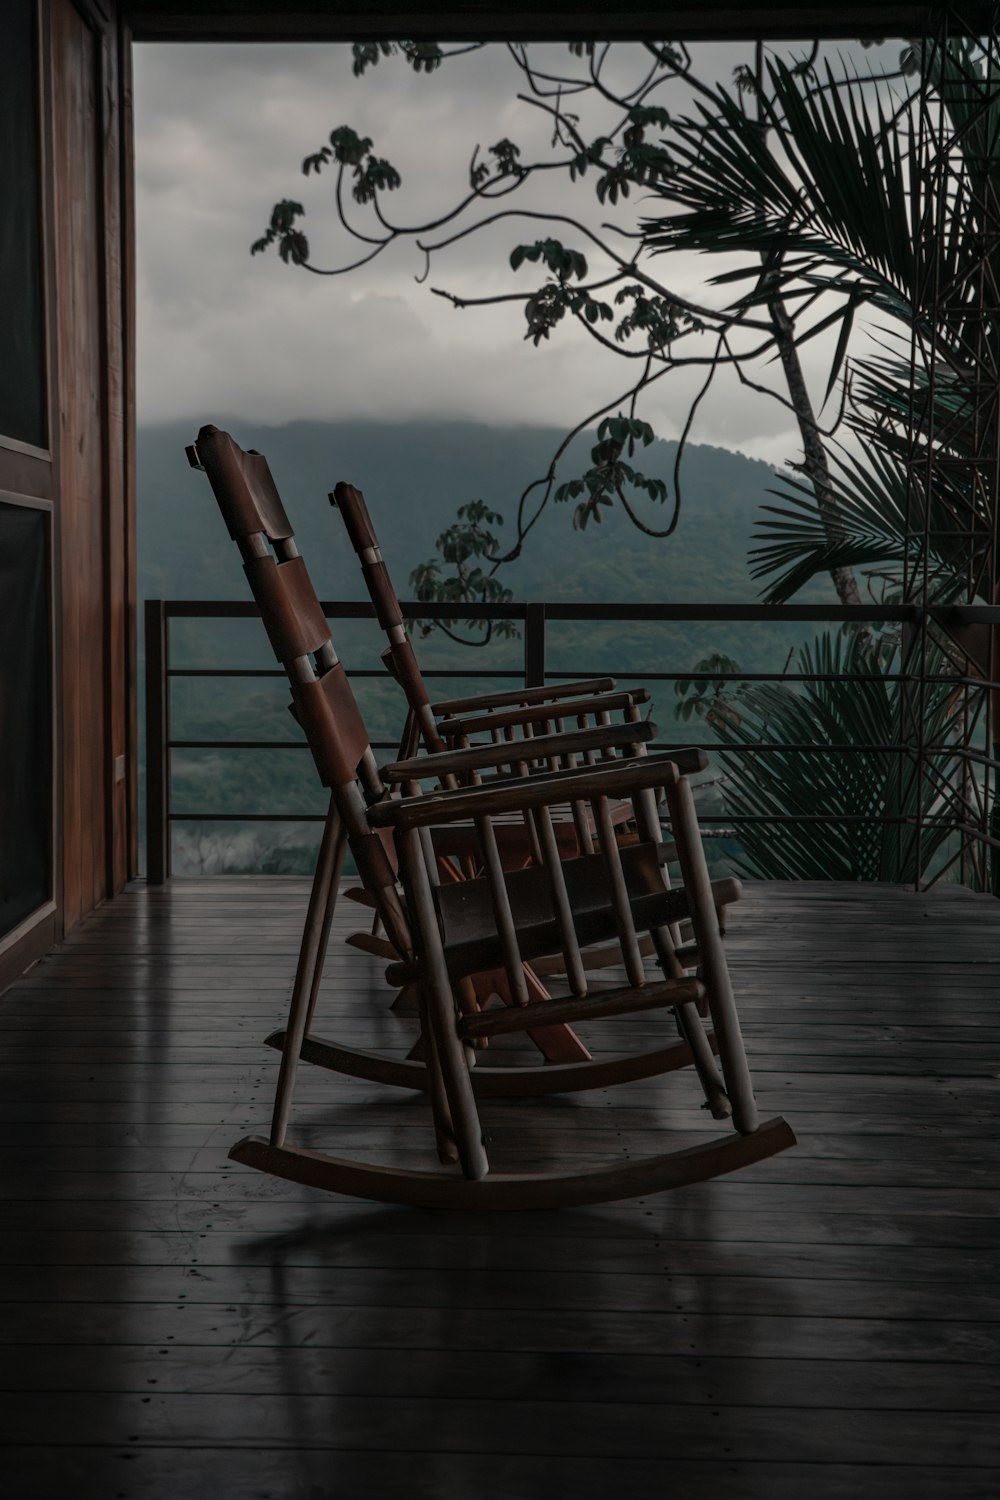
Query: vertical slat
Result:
<box><xmin>513</xmin><ymin>753</ymin><xmax>544</xmax><ymax>866</ymax></box>
<box><xmin>533</xmin><ymin>804</ymin><xmax>588</xmax><ymax>996</ymax></box>
<box><xmin>591</xmin><ymin>793</ymin><xmax>646</xmax><ymax>986</ymax></box>
<box><xmin>144</xmin><ymin>598</ymin><xmax>168</xmax><ymax>884</ymax></box>
<box><xmin>475</xmin><ymin>814</ymin><xmax>530</xmax><ymax>1005</ymax></box>
<box><xmin>96</xmin><ymin>12</ymin><xmax>129</xmax><ymax>896</ymax></box>
<box><xmin>118</xmin><ymin>12</ymin><xmax>139</xmax><ymax>883</ymax></box>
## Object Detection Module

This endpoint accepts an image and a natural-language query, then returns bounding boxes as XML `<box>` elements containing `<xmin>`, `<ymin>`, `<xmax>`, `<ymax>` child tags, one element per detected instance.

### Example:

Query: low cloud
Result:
<box><xmin>134</xmin><ymin>39</ymin><xmax>891</xmax><ymax>466</ymax></box>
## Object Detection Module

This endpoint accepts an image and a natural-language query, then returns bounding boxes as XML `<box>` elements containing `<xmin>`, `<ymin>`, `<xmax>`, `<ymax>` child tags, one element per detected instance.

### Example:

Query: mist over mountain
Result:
<box><xmin>138</xmin><ymin>417</ymin><xmax>802</xmax><ymax>608</ymax></box>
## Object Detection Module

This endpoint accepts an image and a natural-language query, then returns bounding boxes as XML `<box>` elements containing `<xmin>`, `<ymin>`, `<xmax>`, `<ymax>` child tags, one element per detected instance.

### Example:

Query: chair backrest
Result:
<box><xmin>191</xmin><ymin>426</ymin><xmax>410</xmax><ymax>948</ymax></box>
<box><xmin>331</xmin><ymin>480</ymin><xmax>446</xmax><ymax>756</ymax></box>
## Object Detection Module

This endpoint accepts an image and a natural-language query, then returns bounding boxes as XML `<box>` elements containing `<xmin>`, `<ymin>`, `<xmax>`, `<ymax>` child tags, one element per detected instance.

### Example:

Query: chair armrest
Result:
<box><xmin>654</xmin><ymin>744</ymin><xmax>713</xmax><ymax>777</ymax></box>
<box><xmin>382</xmin><ymin>720</ymin><xmax>658</xmax><ymax>783</ymax></box>
<box><xmin>370</xmin><ymin>752</ymin><xmax>687</xmax><ymax>831</ymax></box>
<box><xmin>438</xmin><ymin>689</ymin><xmax>650</xmax><ymax>739</ymax></box>
<box><xmin>430</xmin><ymin>677</ymin><xmax>615</xmax><ymax>715</ymax></box>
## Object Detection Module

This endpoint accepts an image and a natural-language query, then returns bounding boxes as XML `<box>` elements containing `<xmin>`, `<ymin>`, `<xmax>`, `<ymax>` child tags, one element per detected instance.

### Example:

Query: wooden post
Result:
<box><xmin>524</xmin><ymin>602</ymin><xmax>546</xmax><ymax>689</ymax></box>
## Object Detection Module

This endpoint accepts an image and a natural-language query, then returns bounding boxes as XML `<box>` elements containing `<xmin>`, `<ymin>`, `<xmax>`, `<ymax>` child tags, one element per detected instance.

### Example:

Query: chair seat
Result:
<box><xmin>436</xmin><ymin>841</ymin><xmax>693</xmax><ymax>976</ymax></box>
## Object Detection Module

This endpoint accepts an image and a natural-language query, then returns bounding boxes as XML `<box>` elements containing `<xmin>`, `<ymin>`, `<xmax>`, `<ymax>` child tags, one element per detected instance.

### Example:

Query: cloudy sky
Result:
<box><xmin>133</xmin><ymin>38</ymin><xmax>897</xmax><ymax>465</ymax></box>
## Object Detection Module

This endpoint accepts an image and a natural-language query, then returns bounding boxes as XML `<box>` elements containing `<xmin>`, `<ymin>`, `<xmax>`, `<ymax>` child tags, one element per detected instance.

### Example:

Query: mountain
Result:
<box><xmin>140</xmin><ymin>416</ymin><xmax>795</xmax><ymax>607</ymax></box>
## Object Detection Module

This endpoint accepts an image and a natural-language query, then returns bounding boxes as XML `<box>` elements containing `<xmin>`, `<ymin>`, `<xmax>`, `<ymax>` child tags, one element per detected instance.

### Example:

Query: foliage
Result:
<box><xmin>410</xmin><ymin>501</ymin><xmax>518</xmax><ymax>644</ymax></box>
<box><xmin>673</xmin><ymin>653</ymin><xmax>747</xmax><ymax>727</ymax></box>
<box><xmin>678</xmin><ymin>631</ymin><xmax>968</xmax><ymax>883</ymax></box>
<box><xmin>553</xmin><ymin>417</ymin><xmax>669</xmax><ymax>533</ymax></box>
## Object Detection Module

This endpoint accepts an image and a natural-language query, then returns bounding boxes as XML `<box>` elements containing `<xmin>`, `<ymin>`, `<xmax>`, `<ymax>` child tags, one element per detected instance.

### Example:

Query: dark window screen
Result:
<box><xmin>0</xmin><ymin>501</ymin><xmax>51</xmax><ymax>938</ymax></box>
<box><xmin>0</xmin><ymin>0</ymin><xmax>46</xmax><ymax>449</ymax></box>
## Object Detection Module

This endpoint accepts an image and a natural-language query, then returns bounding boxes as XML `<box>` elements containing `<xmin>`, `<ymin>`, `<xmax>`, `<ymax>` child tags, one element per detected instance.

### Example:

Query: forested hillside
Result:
<box><xmin>140</xmin><ymin>417</ymin><xmax>809</xmax><ymax>609</ymax></box>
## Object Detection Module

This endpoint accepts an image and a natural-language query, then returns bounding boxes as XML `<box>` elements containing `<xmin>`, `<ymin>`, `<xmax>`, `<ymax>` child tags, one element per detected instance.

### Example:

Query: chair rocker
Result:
<box><xmin>191</xmin><ymin>423</ymin><xmax>794</xmax><ymax>1209</ymax></box>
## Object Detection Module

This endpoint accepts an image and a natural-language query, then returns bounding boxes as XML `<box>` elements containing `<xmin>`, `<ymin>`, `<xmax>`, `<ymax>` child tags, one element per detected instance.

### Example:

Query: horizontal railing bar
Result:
<box><xmin>166</xmin><ymin>736</ymin><xmax>918</xmax><ymax>757</ymax></box>
<box><xmin>165</xmin><ymin>666</ymin><xmax>915</xmax><ymax>685</ymax></box>
<box><xmin>168</xmin><ymin>739</ymin><xmax>398</xmax><ymax>752</ymax></box>
<box><xmin>167</xmin><ymin>810</ymin><xmax>943</xmax><ymax>827</ymax></box>
<box><xmin>694</xmin><ymin>814</ymin><xmax>954</xmax><ymax>825</ymax></box>
<box><xmin>933</xmin><ymin>744</ymin><xmax>1000</xmax><ymax>769</ymax></box>
<box><xmin>166</xmin><ymin>667</ymin><xmax>525</xmax><ymax>680</ymax></box>
<box><xmin>157</xmin><ymin>598</ymin><xmax>1000</xmax><ymax>624</ymax></box>
<box><xmin>539</xmin><ymin>671</ymin><xmax>911</xmax><ymax>683</ymax></box>
<box><xmin>538</xmin><ymin>603</ymin><xmax>921</xmax><ymax>623</ymax></box>
<box><xmin>921</xmin><ymin>674</ymin><xmax>1000</xmax><ymax>691</ymax></box>
<box><xmin>661</xmin><ymin>743</ymin><xmax>918</xmax><ymax>755</ymax></box>
<box><xmin>170</xmin><ymin>740</ymin><xmax>309</xmax><ymax>750</ymax></box>
<box><xmin>169</xmin><ymin>813</ymin><xmax>327</xmax><ymax>823</ymax></box>
<box><xmin>168</xmin><ymin>668</ymin><xmax>285</xmax><ymax>678</ymax></box>
<box><xmin>946</xmin><ymin>604</ymin><xmax>1000</xmax><ymax>622</ymax></box>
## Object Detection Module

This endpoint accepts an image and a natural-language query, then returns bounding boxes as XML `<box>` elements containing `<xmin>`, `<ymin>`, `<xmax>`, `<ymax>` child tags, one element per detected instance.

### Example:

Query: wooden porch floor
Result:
<box><xmin>1</xmin><ymin>878</ymin><xmax>998</xmax><ymax>1498</ymax></box>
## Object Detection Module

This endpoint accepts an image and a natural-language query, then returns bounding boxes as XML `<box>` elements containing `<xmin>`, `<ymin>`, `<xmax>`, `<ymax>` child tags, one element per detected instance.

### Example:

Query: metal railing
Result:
<box><xmin>144</xmin><ymin>597</ymin><xmax>1000</xmax><ymax>891</ymax></box>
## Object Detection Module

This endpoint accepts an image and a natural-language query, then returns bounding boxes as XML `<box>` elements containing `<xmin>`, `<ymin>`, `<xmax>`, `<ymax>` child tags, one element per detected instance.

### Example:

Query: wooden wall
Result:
<box><xmin>0</xmin><ymin>0</ymin><xmax>134</xmax><ymax>988</ymax></box>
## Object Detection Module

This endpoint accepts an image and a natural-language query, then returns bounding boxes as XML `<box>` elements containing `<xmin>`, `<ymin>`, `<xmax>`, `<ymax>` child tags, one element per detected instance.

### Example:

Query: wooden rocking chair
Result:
<box><xmin>190</xmin><ymin>423</ymin><xmax>794</xmax><ymax>1208</ymax></box>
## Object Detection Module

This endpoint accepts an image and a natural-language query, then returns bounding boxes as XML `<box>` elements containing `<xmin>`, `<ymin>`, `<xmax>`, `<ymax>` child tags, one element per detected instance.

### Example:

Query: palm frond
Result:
<box><xmin>750</xmin><ymin>443</ymin><xmax>911</xmax><ymax>602</ymax></box>
<box><xmin>710</xmin><ymin>634</ymin><xmax>964</xmax><ymax>881</ymax></box>
<box><xmin>644</xmin><ymin>60</ymin><xmax>921</xmax><ymax>303</ymax></box>
<box><xmin>644</xmin><ymin>54</ymin><xmax>992</xmax><ymax>350</ymax></box>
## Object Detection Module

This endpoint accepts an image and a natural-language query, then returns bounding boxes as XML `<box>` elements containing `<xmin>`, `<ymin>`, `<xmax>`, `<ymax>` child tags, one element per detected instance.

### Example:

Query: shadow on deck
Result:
<box><xmin>0</xmin><ymin>878</ymin><xmax>998</xmax><ymax>1498</ymax></box>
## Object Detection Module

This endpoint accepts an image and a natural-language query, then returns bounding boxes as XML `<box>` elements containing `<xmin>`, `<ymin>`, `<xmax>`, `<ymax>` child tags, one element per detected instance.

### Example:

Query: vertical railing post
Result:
<box><xmin>145</xmin><ymin>599</ymin><xmax>169</xmax><ymax>884</ymax></box>
<box><xmin>524</xmin><ymin>603</ymin><xmax>546</xmax><ymax>689</ymax></box>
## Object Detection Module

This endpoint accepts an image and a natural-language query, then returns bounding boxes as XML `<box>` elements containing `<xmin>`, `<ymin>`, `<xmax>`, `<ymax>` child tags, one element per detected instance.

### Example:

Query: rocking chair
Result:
<box><xmin>190</xmin><ymin>422</ymin><xmax>794</xmax><ymax>1208</ymax></box>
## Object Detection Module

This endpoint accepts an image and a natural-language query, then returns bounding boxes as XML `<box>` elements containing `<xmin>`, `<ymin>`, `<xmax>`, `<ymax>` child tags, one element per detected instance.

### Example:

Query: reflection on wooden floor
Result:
<box><xmin>0</xmin><ymin>877</ymin><xmax>998</xmax><ymax>1498</ymax></box>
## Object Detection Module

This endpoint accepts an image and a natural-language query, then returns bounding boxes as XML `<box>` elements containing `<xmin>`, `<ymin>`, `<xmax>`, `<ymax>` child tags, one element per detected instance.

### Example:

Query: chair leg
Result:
<box><xmin>269</xmin><ymin>797</ymin><xmax>347</xmax><ymax>1148</ymax></box>
<box><xmin>665</xmin><ymin>777</ymin><xmax>759</xmax><ymax>1134</ymax></box>
<box><xmin>673</xmin><ymin>1000</ymin><xmax>732</xmax><ymax>1119</ymax></box>
<box><xmin>414</xmin><ymin>973</ymin><xmax>460</xmax><ymax>1164</ymax></box>
<box><xmin>400</xmin><ymin>826</ymin><xmax>489</xmax><ymax>1180</ymax></box>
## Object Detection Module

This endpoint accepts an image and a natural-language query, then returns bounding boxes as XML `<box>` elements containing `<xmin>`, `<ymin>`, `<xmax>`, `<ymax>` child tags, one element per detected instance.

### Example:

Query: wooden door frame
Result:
<box><xmin>0</xmin><ymin>1</ymin><xmax>60</xmax><ymax>989</ymax></box>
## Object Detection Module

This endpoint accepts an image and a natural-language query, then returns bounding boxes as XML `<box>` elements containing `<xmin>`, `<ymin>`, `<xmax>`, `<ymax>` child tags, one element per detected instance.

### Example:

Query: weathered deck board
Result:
<box><xmin>1</xmin><ymin>877</ymin><xmax>998</xmax><ymax>1499</ymax></box>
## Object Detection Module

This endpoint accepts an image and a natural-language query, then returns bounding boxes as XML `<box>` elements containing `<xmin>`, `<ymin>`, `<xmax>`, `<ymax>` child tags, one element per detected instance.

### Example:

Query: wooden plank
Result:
<box><xmin>1</xmin><ymin>1449</ymin><xmax>996</xmax><ymax>1500</ymax></box>
<box><xmin>0</xmin><ymin>1344</ymin><xmax>996</xmax><ymax>1410</ymax></box>
<box><xmin>50</xmin><ymin>0</ymin><xmax>107</xmax><ymax>930</ymax></box>
<box><xmin>0</xmin><ymin>1390</ymin><xmax>996</xmax><ymax>1464</ymax></box>
<box><xmin>3</xmin><ymin>1262</ymin><xmax>1000</xmax><ymax>1322</ymax></box>
<box><xmin>0</xmin><ymin>1229</ymin><xmax>996</xmax><ymax>1282</ymax></box>
<box><xmin>0</xmin><ymin>1297</ymin><xmax>996</xmax><ymax>1364</ymax></box>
